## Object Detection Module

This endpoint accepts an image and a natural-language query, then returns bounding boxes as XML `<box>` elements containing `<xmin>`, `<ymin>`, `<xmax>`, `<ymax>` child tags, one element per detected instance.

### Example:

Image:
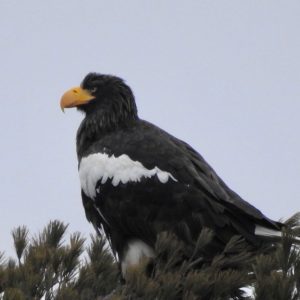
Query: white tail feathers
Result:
<box><xmin>255</xmin><ymin>225</ymin><xmax>282</xmax><ymax>238</ymax></box>
<box><xmin>255</xmin><ymin>225</ymin><xmax>300</xmax><ymax>242</ymax></box>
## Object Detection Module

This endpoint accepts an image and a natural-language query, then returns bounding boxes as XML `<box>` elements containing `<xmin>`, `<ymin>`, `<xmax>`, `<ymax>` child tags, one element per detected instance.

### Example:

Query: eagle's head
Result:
<box><xmin>60</xmin><ymin>73</ymin><xmax>138</xmax><ymax>121</ymax></box>
<box><xmin>61</xmin><ymin>73</ymin><xmax>139</xmax><ymax>157</ymax></box>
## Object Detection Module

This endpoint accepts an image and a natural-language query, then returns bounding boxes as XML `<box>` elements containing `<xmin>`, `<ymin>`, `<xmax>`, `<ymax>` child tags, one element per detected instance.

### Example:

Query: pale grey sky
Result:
<box><xmin>1</xmin><ymin>1</ymin><xmax>299</xmax><ymax>257</ymax></box>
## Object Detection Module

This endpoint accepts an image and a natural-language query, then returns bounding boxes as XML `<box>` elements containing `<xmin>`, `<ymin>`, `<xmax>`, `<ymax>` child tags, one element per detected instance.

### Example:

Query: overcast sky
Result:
<box><xmin>1</xmin><ymin>1</ymin><xmax>299</xmax><ymax>257</ymax></box>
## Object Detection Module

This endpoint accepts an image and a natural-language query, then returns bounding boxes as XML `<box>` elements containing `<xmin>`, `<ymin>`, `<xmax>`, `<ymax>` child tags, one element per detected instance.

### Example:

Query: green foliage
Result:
<box><xmin>12</xmin><ymin>226</ymin><xmax>28</xmax><ymax>265</ymax></box>
<box><xmin>0</xmin><ymin>221</ymin><xmax>117</xmax><ymax>300</ymax></box>
<box><xmin>253</xmin><ymin>214</ymin><xmax>300</xmax><ymax>300</ymax></box>
<box><xmin>75</xmin><ymin>235</ymin><xmax>118</xmax><ymax>298</ymax></box>
<box><xmin>116</xmin><ymin>231</ymin><xmax>253</xmax><ymax>300</ymax></box>
<box><xmin>0</xmin><ymin>217</ymin><xmax>299</xmax><ymax>300</ymax></box>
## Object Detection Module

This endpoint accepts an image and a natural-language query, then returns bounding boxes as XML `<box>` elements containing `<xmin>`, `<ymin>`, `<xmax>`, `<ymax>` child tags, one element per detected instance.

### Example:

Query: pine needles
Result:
<box><xmin>0</xmin><ymin>216</ymin><xmax>300</xmax><ymax>300</ymax></box>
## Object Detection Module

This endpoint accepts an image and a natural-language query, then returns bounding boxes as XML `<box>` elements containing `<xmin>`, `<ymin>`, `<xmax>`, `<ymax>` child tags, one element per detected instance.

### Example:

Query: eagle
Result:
<box><xmin>60</xmin><ymin>73</ymin><xmax>283</xmax><ymax>275</ymax></box>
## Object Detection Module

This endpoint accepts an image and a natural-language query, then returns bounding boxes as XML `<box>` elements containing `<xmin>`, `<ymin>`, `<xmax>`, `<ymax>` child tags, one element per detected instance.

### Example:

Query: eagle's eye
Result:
<box><xmin>90</xmin><ymin>87</ymin><xmax>97</xmax><ymax>94</ymax></box>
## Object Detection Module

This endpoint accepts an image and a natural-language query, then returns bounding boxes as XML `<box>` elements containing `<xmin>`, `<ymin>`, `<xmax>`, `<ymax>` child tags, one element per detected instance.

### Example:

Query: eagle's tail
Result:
<box><xmin>254</xmin><ymin>225</ymin><xmax>282</xmax><ymax>238</ymax></box>
<box><xmin>255</xmin><ymin>212</ymin><xmax>300</xmax><ymax>243</ymax></box>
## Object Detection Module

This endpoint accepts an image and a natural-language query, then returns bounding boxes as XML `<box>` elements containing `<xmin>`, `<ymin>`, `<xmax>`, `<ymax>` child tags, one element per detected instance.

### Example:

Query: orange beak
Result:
<box><xmin>60</xmin><ymin>86</ymin><xmax>95</xmax><ymax>112</ymax></box>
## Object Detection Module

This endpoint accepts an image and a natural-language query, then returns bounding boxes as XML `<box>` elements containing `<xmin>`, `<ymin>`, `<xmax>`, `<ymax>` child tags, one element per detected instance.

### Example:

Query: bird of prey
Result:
<box><xmin>60</xmin><ymin>73</ymin><xmax>283</xmax><ymax>275</ymax></box>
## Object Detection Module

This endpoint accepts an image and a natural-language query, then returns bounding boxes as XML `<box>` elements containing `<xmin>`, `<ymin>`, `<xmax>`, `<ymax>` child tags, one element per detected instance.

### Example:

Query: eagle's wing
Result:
<box><xmin>80</xmin><ymin>120</ymin><xmax>281</xmax><ymax>254</ymax></box>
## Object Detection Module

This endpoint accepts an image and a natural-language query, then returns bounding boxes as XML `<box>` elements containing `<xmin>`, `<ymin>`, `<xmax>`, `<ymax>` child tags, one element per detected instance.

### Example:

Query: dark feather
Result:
<box><xmin>69</xmin><ymin>73</ymin><xmax>283</xmax><ymax>267</ymax></box>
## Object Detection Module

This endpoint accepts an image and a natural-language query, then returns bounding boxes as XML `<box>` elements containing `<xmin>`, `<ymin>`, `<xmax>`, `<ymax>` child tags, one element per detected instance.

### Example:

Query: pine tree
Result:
<box><xmin>0</xmin><ymin>215</ymin><xmax>299</xmax><ymax>300</ymax></box>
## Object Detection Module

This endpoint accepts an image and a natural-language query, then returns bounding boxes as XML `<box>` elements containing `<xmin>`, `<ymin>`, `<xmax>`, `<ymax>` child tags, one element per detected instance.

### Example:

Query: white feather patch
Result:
<box><xmin>79</xmin><ymin>153</ymin><xmax>177</xmax><ymax>199</ymax></box>
<box><xmin>121</xmin><ymin>240</ymin><xmax>154</xmax><ymax>276</ymax></box>
<box><xmin>255</xmin><ymin>225</ymin><xmax>300</xmax><ymax>242</ymax></box>
<box><xmin>254</xmin><ymin>225</ymin><xmax>282</xmax><ymax>238</ymax></box>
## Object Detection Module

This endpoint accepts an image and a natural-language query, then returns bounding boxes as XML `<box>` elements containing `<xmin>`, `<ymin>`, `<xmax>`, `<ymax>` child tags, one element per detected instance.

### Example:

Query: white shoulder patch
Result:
<box><xmin>79</xmin><ymin>153</ymin><xmax>177</xmax><ymax>199</ymax></box>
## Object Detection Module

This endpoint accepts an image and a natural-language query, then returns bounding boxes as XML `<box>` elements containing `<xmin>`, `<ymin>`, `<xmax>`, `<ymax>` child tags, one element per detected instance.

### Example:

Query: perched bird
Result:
<box><xmin>60</xmin><ymin>73</ymin><xmax>283</xmax><ymax>275</ymax></box>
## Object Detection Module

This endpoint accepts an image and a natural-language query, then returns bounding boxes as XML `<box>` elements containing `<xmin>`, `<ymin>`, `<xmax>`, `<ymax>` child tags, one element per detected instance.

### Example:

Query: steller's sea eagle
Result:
<box><xmin>60</xmin><ymin>73</ymin><xmax>283</xmax><ymax>275</ymax></box>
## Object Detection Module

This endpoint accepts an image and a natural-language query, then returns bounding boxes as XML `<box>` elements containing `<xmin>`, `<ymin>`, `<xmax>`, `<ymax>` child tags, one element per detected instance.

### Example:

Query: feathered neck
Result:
<box><xmin>76</xmin><ymin>108</ymin><xmax>138</xmax><ymax>159</ymax></box>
